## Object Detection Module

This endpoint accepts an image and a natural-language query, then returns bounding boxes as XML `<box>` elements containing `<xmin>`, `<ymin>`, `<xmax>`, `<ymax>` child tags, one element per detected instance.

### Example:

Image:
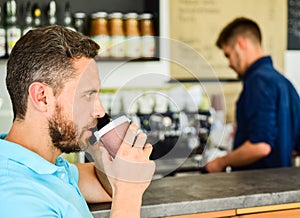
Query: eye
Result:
<box><xmin>84</xmin><ymin>92</ymin><xmax>93</xmax><ymax>100</ymax></box>
<box><xmin>82</xmin><ymin>90</ymin><xmax>99</xmax><ymax>101</ymax></box>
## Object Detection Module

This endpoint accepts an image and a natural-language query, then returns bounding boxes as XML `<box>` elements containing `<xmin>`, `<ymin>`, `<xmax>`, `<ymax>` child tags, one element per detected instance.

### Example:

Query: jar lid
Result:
<box><xmin>139</xmin><ymin>13</ymin><xmax>153</xmax><ymax>20</ymax></box>
<box><xmin>108</xmin><ymin>12</ymin><xmax>123</xmax><ymax>19</ymax></box>
<box><xmin>73</xmin><ymin>12</ymin><xmax>86</xmax><ymax>19</ymax></box>
<box><xmin>124</xmin><ymin>12</ymin><xmax>138</xmax><ymax>19</ymax></box>
<box><xmin>90</xmin><ymin>11</ymin><xmax>108</xmax><ymax>19</ymax></box>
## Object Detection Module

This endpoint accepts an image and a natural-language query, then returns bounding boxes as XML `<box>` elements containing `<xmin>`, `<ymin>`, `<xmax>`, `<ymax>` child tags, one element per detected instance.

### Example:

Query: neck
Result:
<box><xmin>246</xmin><ymin>45</ymin><xmax>265</xmax><ymax>68</ymax></box>
<box><xmin>5</xmin><ymin>119</ymin><xmax>61</xmax><ymax>164</ymax></box>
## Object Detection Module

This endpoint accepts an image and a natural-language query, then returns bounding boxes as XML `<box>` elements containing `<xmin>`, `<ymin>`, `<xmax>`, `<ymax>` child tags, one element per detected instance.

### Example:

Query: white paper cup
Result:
<box><xmin>94</xmin><ymin>116</ymin><xmax>130</xmax><ymax>157</ymax></box>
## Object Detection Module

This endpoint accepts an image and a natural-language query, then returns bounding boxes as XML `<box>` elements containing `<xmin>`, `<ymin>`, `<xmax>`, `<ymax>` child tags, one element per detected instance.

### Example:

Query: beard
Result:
<box><xmin>48</xmin><ymin>104</ymin><xmax>92</xmax><ymax>153</ymax></box>
<box><xmin>234</xmin><ymin>51</ymin><xmax>244</xmax><ymax>79</ymax></box>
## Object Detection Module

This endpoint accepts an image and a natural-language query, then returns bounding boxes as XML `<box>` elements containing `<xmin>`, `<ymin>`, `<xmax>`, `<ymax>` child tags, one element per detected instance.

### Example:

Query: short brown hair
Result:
<box><xmin>216</xmin><ymin>17</ymin><xmax>262</xmax><ymax>48</ymax></box>
<box><xmin>6</xmin><ymin>25</ymin><xmax>100</xmax><ymax>120</ymax></box>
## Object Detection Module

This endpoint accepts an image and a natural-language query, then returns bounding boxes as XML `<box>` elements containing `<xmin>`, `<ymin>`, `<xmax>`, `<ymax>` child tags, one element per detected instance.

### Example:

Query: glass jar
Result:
<box><xmin>6</xmin><ymin>0</ymin><xmax>21</xmax><ymax>55</ymax></box>
<box><xmin>90</xmin><ymin>12</ymin><xmax>110</xmax><ymax>58</ymax></box>
<box><xmin>108</xmin><ymin>12</ymin><xmax>125</xmax><ymax>59</ymax></box>
<box><xmin>73</xmin><ymin>12</ymin><xmax>86</xmax><ymax>34</ymax></box>
<box><xmin>139</xmin><ymin>13</ymin><xmax>155</xmax><ymax>58</ymax></box>
<box><xmin>124</xmin><ymin>12</ymin><xmax>141</xmax><ymax>59</ymax></box>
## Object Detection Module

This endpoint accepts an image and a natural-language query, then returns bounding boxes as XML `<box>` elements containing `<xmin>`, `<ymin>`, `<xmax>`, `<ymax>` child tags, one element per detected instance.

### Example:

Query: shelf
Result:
<box><xmin>168</xmin><ymin>78</ymin><xmax>241</xmax><ymax>83</ymax></box>
<box><xmin>94</xmin><ymin>57</ymin><xmax>160</xmax><ymax>62</ymax></box>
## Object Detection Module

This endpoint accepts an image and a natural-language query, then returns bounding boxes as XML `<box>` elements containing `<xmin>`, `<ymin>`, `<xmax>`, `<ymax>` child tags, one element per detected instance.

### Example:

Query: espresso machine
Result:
<box><xmin>126</xmin><ymin>109</ymin><xmax>212</xmax><ymax>161</ymax></box>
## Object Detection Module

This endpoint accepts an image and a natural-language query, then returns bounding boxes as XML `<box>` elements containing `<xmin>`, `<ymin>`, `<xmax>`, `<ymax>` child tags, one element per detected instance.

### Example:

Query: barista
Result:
<box><xmin>205</xmin><ymin>17</ymin><xmax>300</xmax><ymax>172</ymax></box>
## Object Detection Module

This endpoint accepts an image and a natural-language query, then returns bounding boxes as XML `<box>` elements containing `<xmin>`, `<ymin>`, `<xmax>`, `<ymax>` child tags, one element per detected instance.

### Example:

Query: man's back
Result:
<box><xmin>233</xmin><ymin>56</ymin><xmax>300</xmax><ymax>170</ymax></box>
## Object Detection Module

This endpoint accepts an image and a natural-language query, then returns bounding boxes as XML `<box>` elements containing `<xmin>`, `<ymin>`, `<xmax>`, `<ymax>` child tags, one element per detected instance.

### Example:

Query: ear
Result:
<box><xmin>236</xmin><ymin>37</ymin><xmax>247</xmax><ymax>50</ymax></box>
<box><xmin>28</xmin><ymin>82</ymin><xmax>52</xmax><ymax>112</ymax></box>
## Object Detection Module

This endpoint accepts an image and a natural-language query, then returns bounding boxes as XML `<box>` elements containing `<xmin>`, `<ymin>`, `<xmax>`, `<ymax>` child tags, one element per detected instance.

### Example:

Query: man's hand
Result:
<box><xmin>98</xmin><ymin>123</ymin><xmax>155</xmax><ymax>189</ymax></box>
<box><xmin>89</xmin><ymin>123</ymin><xmax>155</xmax><ymax>218</ymax></box>
<box><xmin>205</xmin><ymin>141</ymin><xmax>271</xmax><ymax>173</ymax></box>
<box><xmin>205</xmin><ymin>156</ymin><xmax>227</xmax><ymax>173</ymax></box>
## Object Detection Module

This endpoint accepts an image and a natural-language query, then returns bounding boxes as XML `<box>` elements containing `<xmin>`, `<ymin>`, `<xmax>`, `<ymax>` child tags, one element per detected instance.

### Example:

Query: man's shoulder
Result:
<box><xmin>247</xmin><ymin>67</ymin><xmax>294</xmax><ymax>90</ymax></box>
<box><xmin>0</xmin><ymin>169</ymin><xmax>80</xmax><ymax>217</ymax></box>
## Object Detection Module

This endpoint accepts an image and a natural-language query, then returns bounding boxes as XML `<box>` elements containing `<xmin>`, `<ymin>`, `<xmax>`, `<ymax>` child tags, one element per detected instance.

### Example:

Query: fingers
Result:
<box><xmin>133</xmin><ymin>132</ymin><xmax>147</xmax><ymax>148</ymax></box>
<box><xmin>121</xmin><ymin>123</ymin><xmax>148</xmax><ymax>149</ymax></box>
<box><xmin>123</xmin><ymin>123</ymin><xmax>139</xmax><ymax>146</ymax></box>
<box><xmin>143</xmin><ymin>143</ymin><xmax>153</xmax><ymax>157</ymax></box>
<box><xmin>117</xmin><ymin>123</ymin><xmax>153</xmax><ymax>159</ymax></box>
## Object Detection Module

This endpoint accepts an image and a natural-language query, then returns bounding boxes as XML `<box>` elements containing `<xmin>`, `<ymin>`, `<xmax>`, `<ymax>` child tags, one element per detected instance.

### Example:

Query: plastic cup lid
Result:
<box><xmin>94</xmin><ymin>115</ymin><xmax>130</xmax><ymax>141</ymax></box>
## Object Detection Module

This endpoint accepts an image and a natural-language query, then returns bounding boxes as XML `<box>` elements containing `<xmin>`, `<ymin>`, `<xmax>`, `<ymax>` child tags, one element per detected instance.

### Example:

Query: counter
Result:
<box><xmin>89</xmin><ymin>167</ymin><xmax>300</xmax><ymax>217</ymax></box>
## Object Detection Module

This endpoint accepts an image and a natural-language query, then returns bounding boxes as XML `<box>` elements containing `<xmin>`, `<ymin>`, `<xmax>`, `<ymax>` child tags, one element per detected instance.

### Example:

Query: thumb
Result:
<box><xmin>100</xmin><ymin>145</ymin><xmax>112</xmax><ymax>161</ymax></box>
<box><xmin>95</xmin><ymin>146</ymin><xmax>112</xmax><ymax>173</ymax></box>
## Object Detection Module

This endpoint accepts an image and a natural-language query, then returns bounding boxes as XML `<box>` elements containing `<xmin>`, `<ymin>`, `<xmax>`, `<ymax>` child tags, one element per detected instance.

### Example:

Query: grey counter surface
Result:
<box><xmin>89</xmin><ymin>167</ymin><xmax>300</xmax><ymax>218</ymax></box>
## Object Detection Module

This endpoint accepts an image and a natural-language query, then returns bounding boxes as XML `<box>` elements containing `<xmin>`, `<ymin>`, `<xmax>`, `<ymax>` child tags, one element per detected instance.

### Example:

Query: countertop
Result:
<box><xmin>89</xmin><ymin>167</ymin><xmax>300</xmax><ymax>218</ymax></box>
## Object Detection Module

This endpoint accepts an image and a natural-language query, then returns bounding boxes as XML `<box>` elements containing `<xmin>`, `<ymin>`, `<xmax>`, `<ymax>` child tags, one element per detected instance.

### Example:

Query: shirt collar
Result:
<box><xmin>243</xmin><ymin>56</ymin><xmax>273</xmax><ymax>81</ymax></box>
<box><xmin>0</xmin><ymin>135</ymin><xmax>66</xmax><ymax>175</ymax></box>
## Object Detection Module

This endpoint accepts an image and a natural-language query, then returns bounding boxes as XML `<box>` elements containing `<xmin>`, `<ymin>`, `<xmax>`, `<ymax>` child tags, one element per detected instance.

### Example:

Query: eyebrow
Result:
<box><xmin>82</xmin><ymin>89</ymin><xmax>99</xmax><ymax>94</ymax></box>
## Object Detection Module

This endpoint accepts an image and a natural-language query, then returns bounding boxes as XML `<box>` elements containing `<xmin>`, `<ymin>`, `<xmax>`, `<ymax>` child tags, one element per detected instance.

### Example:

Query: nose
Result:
<box><xmin>92</xmin><ymin>95</ymin><xmax>106</xmax><ymax>118</ymax></box>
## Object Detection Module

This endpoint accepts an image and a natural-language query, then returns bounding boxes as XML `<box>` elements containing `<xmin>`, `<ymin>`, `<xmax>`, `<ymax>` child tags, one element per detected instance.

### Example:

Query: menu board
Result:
<box><xmin>288</xmin><ymin>0</ymin><xmax>300</xmax><ymax>49</ymax></box>
<box><xmin>169</xmin><ymin>0</ymin><xmax>287</xmax><ymax>79</ymax></box>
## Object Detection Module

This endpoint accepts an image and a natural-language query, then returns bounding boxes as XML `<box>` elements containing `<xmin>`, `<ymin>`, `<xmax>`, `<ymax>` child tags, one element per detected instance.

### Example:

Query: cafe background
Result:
<box><xmin>0</xmin><ymin>0</ymin><xmax>298</xmax><ymax>164</ymax></box>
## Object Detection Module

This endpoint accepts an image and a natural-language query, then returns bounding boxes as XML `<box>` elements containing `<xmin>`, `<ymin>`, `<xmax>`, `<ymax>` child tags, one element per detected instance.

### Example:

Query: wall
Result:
<box><xmin>285</xmin><ymin>0</ymin><xmax>300</xmax><ymax>92</ymax></box>
<box><xmin>0</xmin><ymin>60</ymin><xmax>12</xmax><ymax>132</ymax></box>
<box><xmin>285</xmin><ymin>51</ymin><xmax>300</xmax><ymax>92</ymax></box>
<box><xmin>169</xmin><ymin>0</ymin><xmax>287</xmax><ymax>79</ymax></box>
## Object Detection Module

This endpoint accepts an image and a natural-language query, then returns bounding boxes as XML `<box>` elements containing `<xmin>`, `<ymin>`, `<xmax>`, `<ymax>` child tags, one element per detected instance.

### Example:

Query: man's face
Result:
<box><xmin>48</xmin><ymin>58</ymin><xmax>105</xmax><ymax>153</ymax></box>
<box><xmin>222</xmin><ymin>41</ymin><xmax>246</xmax><ymax>78</ymax></box>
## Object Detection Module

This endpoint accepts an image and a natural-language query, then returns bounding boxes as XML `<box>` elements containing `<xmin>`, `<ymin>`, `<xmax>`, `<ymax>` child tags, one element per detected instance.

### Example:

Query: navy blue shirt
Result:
<box><xmin>233</xmin><ymin>56</ymin><xmax>300</xmax><ymax>170</ymax></box>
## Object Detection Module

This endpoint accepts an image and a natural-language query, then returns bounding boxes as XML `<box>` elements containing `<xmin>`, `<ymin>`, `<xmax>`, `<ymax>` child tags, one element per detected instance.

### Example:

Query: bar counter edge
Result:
<box><xmin>89</xmin><ymin>167</ymin><xmax>300</xmax><ymax>218</ymax></box>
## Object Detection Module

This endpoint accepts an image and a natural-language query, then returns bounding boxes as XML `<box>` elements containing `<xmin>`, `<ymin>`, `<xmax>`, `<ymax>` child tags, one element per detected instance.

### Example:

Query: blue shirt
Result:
<box><xmin>233</xmin><ymin>56</ymin><xmax>300</xmax><ymax>170</ymax></box>
<box><xmin>0</xmin><ymin>134</ymin><xmax>93</xmax><ymax>218</ymax></box>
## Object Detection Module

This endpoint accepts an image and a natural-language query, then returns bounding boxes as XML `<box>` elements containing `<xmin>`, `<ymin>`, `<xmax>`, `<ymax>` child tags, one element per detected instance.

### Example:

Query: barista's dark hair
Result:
<box><xmin>6</xmin><ymin>25</ymin><xmax>100</xmax><ymax>120</ymax></box>
<box><xmin>216</xmin><ymin>17</ymin><xmax>262</xmax><ymax>48</ymax></box>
